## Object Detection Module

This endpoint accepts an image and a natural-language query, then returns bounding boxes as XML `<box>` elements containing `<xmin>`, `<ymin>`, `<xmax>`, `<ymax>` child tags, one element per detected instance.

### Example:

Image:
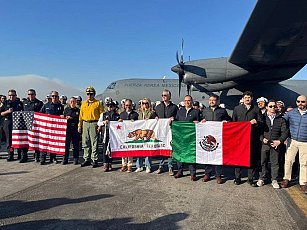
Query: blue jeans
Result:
<box><xmin>158</xmin><ymin>156</ymin><xmax>173</xmax><ymax>170</ymax></box>
<box><xmin>136</xmin><ymin>157</ymin><xmax>152</xmax><ymax>169</ymax></box>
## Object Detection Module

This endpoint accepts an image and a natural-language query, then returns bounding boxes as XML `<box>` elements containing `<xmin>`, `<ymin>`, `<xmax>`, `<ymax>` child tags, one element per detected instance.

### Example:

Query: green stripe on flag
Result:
<box><xmin>171</xmin><ymin>121</ymin><xmax>196</xmax><ymax>163</ymax></box>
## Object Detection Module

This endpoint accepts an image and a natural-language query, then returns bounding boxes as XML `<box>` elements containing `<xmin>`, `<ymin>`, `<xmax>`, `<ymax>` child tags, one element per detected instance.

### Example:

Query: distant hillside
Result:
<box><xmin>0</xmin><ymin>75</ymin><xmax>85</xmax><ymax>100</ymax></box>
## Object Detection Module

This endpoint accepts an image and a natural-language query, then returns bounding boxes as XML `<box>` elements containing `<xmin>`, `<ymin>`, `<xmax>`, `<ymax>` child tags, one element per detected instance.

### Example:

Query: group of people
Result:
<box><xmin>0</xmin><ymin>87</ymin><xmax>306</xmax><ymax>193</ymax></box>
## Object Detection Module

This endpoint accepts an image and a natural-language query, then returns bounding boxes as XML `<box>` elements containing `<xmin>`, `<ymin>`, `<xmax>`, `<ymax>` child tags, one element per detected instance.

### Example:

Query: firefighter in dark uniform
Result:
<box><xmin>39</xmin><ymin>90</ymin><xmax>64</xmax><ymax>164</ymax></box>
<box><xmin>62</xmin><ymin>97</ymin><xmax>80</xmax><ymax>165</ymax></box>
<box><xmin>21</xmin><ymin>89</ymin><xmax>44</xmax><ymax>162</ymax></box>
<box><xmin>97</xmin><ymin>100</ymin><xmax>120</xmax><ymax>172</ymax></box>
<box><xmin>0</xmin><ymin>89</ymin><xmax>23</xmax><ymax>161</ymax></box>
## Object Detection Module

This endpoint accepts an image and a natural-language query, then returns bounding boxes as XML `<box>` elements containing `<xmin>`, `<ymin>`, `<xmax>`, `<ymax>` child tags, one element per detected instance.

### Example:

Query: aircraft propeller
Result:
<box><xmin>173</xmin><ymin>39</ymin><xmax>191</xmax><ymax>96</ymax></box>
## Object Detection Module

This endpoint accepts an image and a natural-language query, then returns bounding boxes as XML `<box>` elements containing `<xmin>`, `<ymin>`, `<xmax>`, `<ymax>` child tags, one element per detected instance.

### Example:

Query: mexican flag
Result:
<box><xmin>109</xmin><ymin>119</ymin><xmax>172</xmax><ymax>157</ymax></box>
<box><xmin>172</xmin><ymin>121</ymin><xmax>251</xmax><ymax>167</ymax></box>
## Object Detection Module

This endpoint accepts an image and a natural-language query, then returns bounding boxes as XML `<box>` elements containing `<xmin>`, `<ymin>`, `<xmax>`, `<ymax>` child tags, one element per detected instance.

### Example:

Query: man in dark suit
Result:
<box><xmin>232</xmin><ymin>91</ymin><xmax>264</xmax><ymax>186</ymax></box>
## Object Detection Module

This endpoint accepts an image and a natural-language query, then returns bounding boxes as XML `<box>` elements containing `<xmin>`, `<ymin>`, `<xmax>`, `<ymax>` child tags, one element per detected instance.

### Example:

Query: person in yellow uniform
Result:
<box><xmin>78</xmin><ymin>86</ymin><xmax>104</xmax><ymax>168</ymax></box>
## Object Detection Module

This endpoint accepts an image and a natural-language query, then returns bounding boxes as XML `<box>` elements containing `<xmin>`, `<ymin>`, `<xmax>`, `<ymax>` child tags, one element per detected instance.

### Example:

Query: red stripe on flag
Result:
<box><xmin>112</xmin><ymin>149</ymin><xmax>172</xmax><ymax>158</ymax></box>
<box><xmin>12</xmin><ymin>131</ymin><xmax>29</xmax><ymax>148</ymax></box>
<box><xmin>28</xmin><ymin>112</ymin><xmax>67</xmax><ymax>155</ymax></box>
<box><xmin>222</xmin><ymin>122</ymin><xmax>251</xmax><ymax>167</ymax></box>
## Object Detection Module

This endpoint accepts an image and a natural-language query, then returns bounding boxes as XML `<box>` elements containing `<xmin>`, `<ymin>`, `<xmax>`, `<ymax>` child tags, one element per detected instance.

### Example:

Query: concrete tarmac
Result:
<box><xmin>0</xmin><ymin>147</ymin><xmax>306</xmax><ymax>230</ymax></box>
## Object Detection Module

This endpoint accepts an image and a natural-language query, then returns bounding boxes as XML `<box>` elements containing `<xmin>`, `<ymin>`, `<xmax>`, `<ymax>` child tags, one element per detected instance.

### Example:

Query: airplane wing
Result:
<box><xmin>229</xmin><ymin>0</ymin><xmax>307</xmax><ymax>71</ymax></box>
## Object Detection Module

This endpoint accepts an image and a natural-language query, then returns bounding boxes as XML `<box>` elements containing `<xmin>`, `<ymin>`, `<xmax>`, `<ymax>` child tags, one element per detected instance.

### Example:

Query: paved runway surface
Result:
<box><xmin>0</xmin><ymin>148</ymin><xmax>306</xmax><ymax>230</ymax></box>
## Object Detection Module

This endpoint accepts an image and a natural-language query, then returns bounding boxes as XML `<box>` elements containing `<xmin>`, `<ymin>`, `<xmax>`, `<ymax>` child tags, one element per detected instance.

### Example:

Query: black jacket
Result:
<box><xmin>23</xmin><ymin>98</ymin><xmax>44</xmax><ymax>112</ymax></box>
<box><xmin>155</xmin><ymin>102</ymin><xmax>178</xmax><ymax>118</ymax></box>
<box><xmin>202</xmin><ymin>106</ymin><xmax>231</xmax><ymax>121</ymax></box>
<box><xmin>0</xmin><ymin>100</ymin><xmax>23</xmax><ymax>120</ymax></box>
<box><xmin>64</xmin><ymin>107</ymin><xmax>80</xmax><ymax>127</ymax></box>
<box><xmin>175</xmin><ymin>107</ymin><xmax>200</xmax><ymax>122</ymax></box>
<box><xmin>232</xmin><ymin>104</ymin><xmax>263</xmax><ymax>123</ymax></box>
<box><xmin>261</xmin><ymin>113</ymin><xmax>288</xmax><ymax>143</ymax></box>
<box><xmin>40</xmin><ymin>102</ymin><xmax>64</xmax><ymax>115</ymax></box>
<box><xmin>119</xmin><ymin>110</ymin><xmax>138</xmax><ymax>121</ymax></box>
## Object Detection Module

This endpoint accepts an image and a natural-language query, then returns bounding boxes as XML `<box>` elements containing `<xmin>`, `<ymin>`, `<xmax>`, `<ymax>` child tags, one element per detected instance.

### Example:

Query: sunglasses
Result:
<box><xmin>142</xmin><ymin>102</ymin><xmax>149</xmax><ymax>105</ymax></box>
<box><xmin>296</xmin><ymin>100</ymin><xmax>306</xmax><ymax>103</ymax></box>
<box><xmin>86</xmin><ymin>93</ymin><xmax>94</xmax><ymax>95</ymax></box>
<box><xmin>28</xmin><ymin>93</ymin><xmax>34</xmax><ymax>95</ymax></box>
<box><xmin>268</xmin><ymin>105</ymin><xmax>277</xmax><ymax>108</ymax></box>
<box><xmin>51</xmin><ymin>95</ymin><xmax>58</xmax><ymax>97</ymax></box>
<box><xmin>125</xmin><ymin>104</ymin><xmax>132</xmax><ymax>106</ymax></box>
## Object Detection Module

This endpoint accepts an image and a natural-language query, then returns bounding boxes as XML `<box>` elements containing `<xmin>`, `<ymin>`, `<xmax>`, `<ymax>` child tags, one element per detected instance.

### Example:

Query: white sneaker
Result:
<box><xmin>155</xmin><ymin>168</ymin><xmax>163</xmax><ymax>174</ymax></box>
<box><xmin>135</xmin><ymin>167</ymin><xmax>143</xmax><ymax>172</ymax></box>
<box><xmin>257</xmin><ymin>179</ymin><xmax>264</xmax><ymax>187</ymax></box>
<box><xmin>146</xmin><ymin>167</ymin><xmax>151</xmax><ymax>173</ymax></box>
<box><xmin>272</xmin><ymin>180</ymin><xmax>280</xmax><ymax>189</ymax></box>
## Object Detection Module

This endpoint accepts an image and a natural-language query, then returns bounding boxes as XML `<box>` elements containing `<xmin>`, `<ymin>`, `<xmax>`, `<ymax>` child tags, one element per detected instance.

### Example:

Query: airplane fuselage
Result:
<box><xmin>98</xmin><ymin>78</ymin><xmax>307</xmax><ymax>110</ymax></box>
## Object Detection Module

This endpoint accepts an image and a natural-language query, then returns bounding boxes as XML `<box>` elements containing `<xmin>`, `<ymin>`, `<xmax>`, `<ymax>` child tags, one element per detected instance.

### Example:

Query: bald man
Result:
<box><xmin>282</xmin><ymin>95</ymin><xmax>307</xmax><ymax>193</ymax></box>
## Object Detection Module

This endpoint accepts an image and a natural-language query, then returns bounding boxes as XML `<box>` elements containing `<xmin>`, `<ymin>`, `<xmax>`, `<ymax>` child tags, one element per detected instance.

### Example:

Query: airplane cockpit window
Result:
<box><xmin>107</xmin><ymin>82</ymin><xmax>116</xmax><ymax>89</ymax></box>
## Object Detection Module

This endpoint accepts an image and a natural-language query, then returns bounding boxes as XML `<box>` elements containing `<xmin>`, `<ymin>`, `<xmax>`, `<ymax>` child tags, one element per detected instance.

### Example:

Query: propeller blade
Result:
<box><xmin>176</xmin><ymin>51</ymin><xmax>180</xmax><ymax>64</ymax></box>
<box><xmin>178</xmin><ymin>72</ymin><xmax>184</xmax><ymax>97</ymax></box>
<box><xmin>180</xmin><ymin>38</ymin><xmax>184</xmax><ymax>63</ymax></box>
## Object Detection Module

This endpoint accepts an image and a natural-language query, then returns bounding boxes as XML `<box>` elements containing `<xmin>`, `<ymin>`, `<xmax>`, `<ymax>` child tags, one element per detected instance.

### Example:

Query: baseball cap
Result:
<box><xmin>193</xmin><ymin>101</ymin><xmax>200</xmax><ymax>106</ymax></box>
<box><xmin>105</xmin><ymin>97</ymin><xmax>113</xmax><ymax>105</ymax></box>
<box><xmin>256</xmin><ymin>97</ymin><xmax>268</xmax><ymax>103</ymax></box>
<box><xmin>60</xmin><ymin>95</ymin><xmax>67</xmax><ymax>100</ymax></box>
<box><xmin>276</xmin><ymin>100</ymin><xmax>285</xmax><ymax>107</ymax></box>
<box><xmin>74</xmin><ymin>96</ymin><xmax>82</xmax><ymax>101</ymax></box>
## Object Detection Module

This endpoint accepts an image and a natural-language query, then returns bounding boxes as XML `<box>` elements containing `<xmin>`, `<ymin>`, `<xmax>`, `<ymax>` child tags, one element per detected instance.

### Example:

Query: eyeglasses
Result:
<box><xmin>8</xmin><ymin>94</ymin><xmax>16</xmax><ymax>96</ymax></box>
<box><xmin>296</xmin><ymin>100</ymin><xmax>306</xmax><ymax>103</ymax></box>
<box><xmin>142</xmin><ymin>102</ymin><xmax>149</xmax><ymax>105</ymax></box>
<box><xmin>51</xmin><ymin>95</ymin><xmax>58</xmax><ymax>97</ymax></box>
<box><xmin>268</xmin><ymin>105</ymin><xmax>277</xmax><ymax>108</ymax></box>
<box><xmin>162</xmin><ymin>94</ymin><xmax>168</xmax><ymax>97</ymax></box>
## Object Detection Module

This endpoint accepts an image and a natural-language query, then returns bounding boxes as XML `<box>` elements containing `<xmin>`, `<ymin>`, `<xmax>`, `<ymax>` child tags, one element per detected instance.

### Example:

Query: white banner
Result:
<box><xmin>109</xmin><ymin>118</ymin><xmax>172</xmax><ymax>157</ymax></box>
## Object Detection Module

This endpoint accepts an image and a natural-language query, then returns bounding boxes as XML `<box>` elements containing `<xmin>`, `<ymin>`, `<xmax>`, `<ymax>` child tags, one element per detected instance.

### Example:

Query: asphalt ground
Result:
<box><xmin>0</xmin><ymin>145</ymin><xmax>306</xmax><ymax>230</ymax></box>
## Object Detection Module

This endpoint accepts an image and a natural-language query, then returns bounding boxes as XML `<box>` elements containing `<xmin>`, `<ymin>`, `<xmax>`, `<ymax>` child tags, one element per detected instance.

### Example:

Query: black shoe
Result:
<box><xmin>19</xmin><ymin>158</ymin><xmax>28</xmax><ymax>163</ymax></box>
<box><xmin>74</xmin><ymin>159</ymin><xmax>79</xmax><ymax>165</ymax></box>
<box><xmin>62</xmin><ymin>160</ymin><xmax>68</xmax><ymax>165</ymax></box>
<box><xmin>40</xmin><ymin>161</ymin><xmax>45</xmax><ymax>165</ymax></box>
<box><xmin>234</xmin><ymin>178</ymin><xmax>241</xmax><ymax>185</ymax></box>
<box><xmin>92</xmin><ymin>161</ymin><xmax>99</xmax><ymax>168</ymax></box>
<box><xmin>81</xmin><ymin>161</ymin><xmax>91</xmax><ymax>167</ymax></box>
<box><xmin>35</xmin><ymin>158</ymin><xmax>40</xmax><ymax>163</ymax></box>
<box><xmin>247</xmin><ymin>179</ymin><xmax>257</xmax><ymax>187</ymax></box>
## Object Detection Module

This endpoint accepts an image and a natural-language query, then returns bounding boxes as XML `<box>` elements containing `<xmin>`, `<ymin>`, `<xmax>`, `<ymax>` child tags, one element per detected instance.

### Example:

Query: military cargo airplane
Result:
<box><xmin>97</xmin><ymin>78</ymin><xmax>307</xmax><ymax>109</ymax></box>
<box><xmin>171</xmin><ymin>0</ymin><xmax>307</xmax><ymax>99</ymax></box>
<box><xmin>99</xmin><ymin>0</ymin><xmax>307</xmax><ymax>109</ymax></box>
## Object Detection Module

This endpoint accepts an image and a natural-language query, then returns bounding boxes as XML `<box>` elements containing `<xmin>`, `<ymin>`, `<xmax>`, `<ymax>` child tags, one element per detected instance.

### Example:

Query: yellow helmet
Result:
<box><xmin>85</xmin><ymin>86</ymin><xmax>96</xmax><ymax>94</ymax></box>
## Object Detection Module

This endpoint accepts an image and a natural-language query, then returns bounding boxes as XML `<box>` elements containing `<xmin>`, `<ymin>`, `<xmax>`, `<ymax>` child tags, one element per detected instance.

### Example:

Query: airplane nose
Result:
<box><xmin>171</xmin><ymin>65</ymin><xmax>179</xmax><ymax>73</ymax></box>
<box><xmin>171</xmin><ymin>65</ymin><xmax>184</xmax><ymax>75</ymax></box>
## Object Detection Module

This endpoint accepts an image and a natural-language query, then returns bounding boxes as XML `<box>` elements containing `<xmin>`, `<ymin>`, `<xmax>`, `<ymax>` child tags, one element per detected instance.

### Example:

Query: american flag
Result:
<box><xmin>12</xmin><ymin>112</ymin><xmax>67</xmax><ymax>155</ymax></box>
<box><xmin>12</xmin><ymin>111</ymin><xmax>34</xmax><ymax>149</ymax></box>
